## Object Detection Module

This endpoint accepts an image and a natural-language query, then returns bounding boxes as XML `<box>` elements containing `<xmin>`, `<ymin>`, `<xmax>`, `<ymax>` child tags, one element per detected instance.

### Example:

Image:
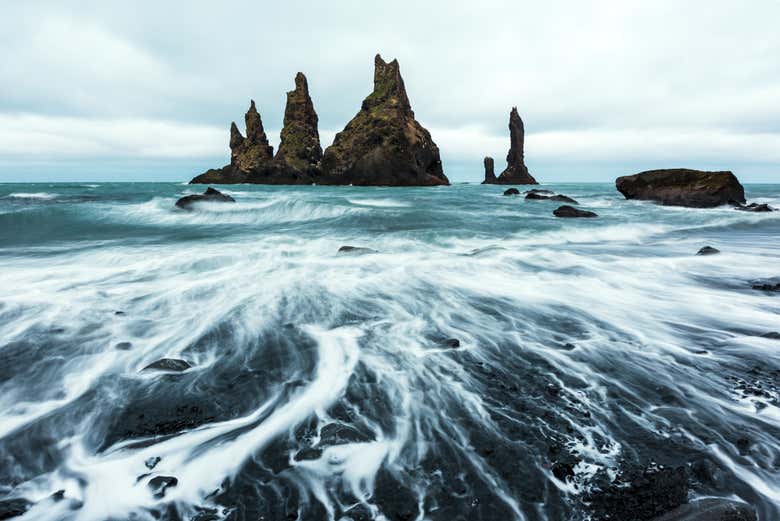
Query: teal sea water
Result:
<box><xmin>0</xmin><ymin>182</ymin><xmax>779</xmax><ymax>520</ymax></box>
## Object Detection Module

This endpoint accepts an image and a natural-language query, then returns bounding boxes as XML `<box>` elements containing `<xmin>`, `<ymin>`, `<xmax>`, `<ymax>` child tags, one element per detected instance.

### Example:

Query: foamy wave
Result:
<box><xmin>6</xmin><ymin>192</ymin><xmax>58</xmax><ymax>200</ymax></box>
<box><xmin>347</xmin><ymin>198</ymin><xmax>410</xmax><ymax>208</ymax></box>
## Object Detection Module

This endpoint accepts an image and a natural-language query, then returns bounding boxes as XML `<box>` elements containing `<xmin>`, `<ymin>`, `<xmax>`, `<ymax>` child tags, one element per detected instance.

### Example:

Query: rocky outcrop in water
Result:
<box><xmin>734</xmin><ymin>202</ymin><xmax>774</xmax><ymax>212</ymax></box>
<box><xmin>190</xmin><ymin>101</ymin><xmax>276</xmax><ymax>184</ymax></box>
<box><xmin>191</xmin><ymin>58</ymin><xmax>447</xmax><ymax>186</ymax></box>
<box><xmin>616</xmin><ymin>169</ymin><xmax>745</xmax><ymax>208</ymax></box>
<box><xmin>696</xmin><ymin>246</ymin><xmax>720</xmax><ymax>256</ymax></box>
<box><xmin>485</xmin><ymin>108</ymin><xmax>537</xmax><ymax>185</ymax></box>
<box><xmin>175</xmin><ymin>187</ymin><xmax>236</xmax><ymax>210</ymax></box>
<box><xmin>503</xmin><ymin>188</ymin><xmax>520</xmax><ymax>196</ymax></box>
<box><xmin>553</xmin><ymin>205</ymin><xmax>597</xmax><ymax>218</ymax></box>
<box><xmin>483</xmin><ymin>157</ymin><xmax>496</xmax><ymax>183</ymax></box>
<box><xmin>319</xmin><ymin>55</ymin><xmax>448</xmax><ymax>186</ymax></box>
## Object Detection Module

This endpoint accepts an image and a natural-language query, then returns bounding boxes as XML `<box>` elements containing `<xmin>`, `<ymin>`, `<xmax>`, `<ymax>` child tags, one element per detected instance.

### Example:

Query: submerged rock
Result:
<box><xmin>484</xmin><ymin>108</ymin><xmax>537</xmax><ymax>185</ymax></box>
<box><xmin>483</xmin><ymin>157</ymin><xmax>496</xmax><ymax>183</ymax></box>
<box><xmin>760</xmin><ymin>331</ymin><xmax>780</xmax><ymax>339</ymax></box>
<box><xmin>734</xmin><ymin>202</ymin><xmax>774</xmax><ymax>212</ymax></box>
<box><xmin>553</xmin><ymin>205</ymin><xmax>597</xmax><ymax>218</ymax></box>
<box><xmin>696</xmin><ymin>246</ymin><xmax>720</xmax><ymax>256</ymax></box>
<box><xmin>175</xmin><ymin>188</ymin><xmax>236</xmax><ymax>210</ymax></box>
<box><xmin>550</xmin><ymin>194</ymin><xmax>578</xmax><ymax>204</ymax></box>
<box><xmin>320</xmin><ymin>55</ymin><xmax>448</xmax><ymax>186</ymax></box>
<box><xmin>440</xmin><ymin>338</ymin><xmax>461</xmax><ymax>348</ymax></box>
<box><xmin>503</xmin><ymin>188</ymin><xmax>520</xmax><ymax>196</ymax></box>
<box><xmin>141</xmin><ymin>358</ymin><xmax>192</xmax><ymax>373</ymax></box>
<box><xmin>615</xmin><ymin>169</ymin><xmax>745</xmax><ymax>208</ymax></box>
<box><xmin>525</xmin><ymin>192</ymin><xmax>579</xmax><ymax>204</ymax></box>
<box><xmin>337</xmin><ymin>245</ymin><xmax>377</xmax><ymax>255</ymax></box>
<box><xmin>651</xmin><ymin>498</ymin><xmax>756</xmax><ymax>521</ymax></box>
<box><xmin>751</xmin><ymin>282</ymin><xmax>780</xmax><ymax>292</ymax></box>
<box><xmin>115</xmin><ymin>341</ymin><xmax>133</xmax><ymax>350</ymax></box>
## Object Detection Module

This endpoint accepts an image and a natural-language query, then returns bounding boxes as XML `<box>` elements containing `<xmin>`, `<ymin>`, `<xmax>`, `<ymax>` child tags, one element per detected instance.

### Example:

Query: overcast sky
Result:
<box><xmin>1</xmin><ymin>0</ymin><xmax>779</xmax><ymax>182</ymax></box>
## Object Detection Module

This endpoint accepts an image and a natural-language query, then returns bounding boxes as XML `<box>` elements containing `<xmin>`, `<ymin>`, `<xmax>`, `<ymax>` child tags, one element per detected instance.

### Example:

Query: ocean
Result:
<box><xmin>0</xmin><ymin>182</ymin><xmax>778</xmax><ymax>520</ymax></box>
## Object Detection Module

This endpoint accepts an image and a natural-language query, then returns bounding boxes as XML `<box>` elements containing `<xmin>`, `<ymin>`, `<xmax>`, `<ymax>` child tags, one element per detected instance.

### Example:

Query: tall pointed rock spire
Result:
<box><xmin>275</xmin><ymin>72</ymin><xmax>322</xmax><ymax>172</ymax></box>
<box><xmin>320</xmin><ymin>54</ymin><xmax>448</xmax><ymax>186</ymax></box>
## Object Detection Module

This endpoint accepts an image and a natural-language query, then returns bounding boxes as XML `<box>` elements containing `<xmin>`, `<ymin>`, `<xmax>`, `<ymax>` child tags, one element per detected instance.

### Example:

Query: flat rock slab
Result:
<box><xmin>616</xmin><ymin>169</ymin><xmax>745</xmax><ymax>208</ymax></box>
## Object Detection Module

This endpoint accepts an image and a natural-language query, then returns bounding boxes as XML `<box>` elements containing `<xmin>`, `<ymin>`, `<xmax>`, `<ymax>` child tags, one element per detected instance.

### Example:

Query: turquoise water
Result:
<box><xmin>0</xmin><ymin>182</ymin><xmax>778</xmax><ymax>520</ymax></box>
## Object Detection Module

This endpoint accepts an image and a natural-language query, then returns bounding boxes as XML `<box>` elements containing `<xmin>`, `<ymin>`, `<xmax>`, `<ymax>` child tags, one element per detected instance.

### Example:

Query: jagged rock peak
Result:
<box><xmin>494</xmin><ymin>106</ymin><xmax>537</xmax><ymax>185</ymax></box>
<box><xmin>319</xmin><ymin>54</ymin><xmax>448</xmax><ymax>186</ymax></box>
<box><xmin>483</xmin><ymin>156</ymin><xmax>496</xmax><ymax>183</ymax></box>
<box><xmin>230</xmin><ymin>100</ymin><xmax>274</xmax><ymax>172</ymax></box>
<box><xmin>361</xmin><ymin>54</ymin><xmax>412</xmax><ymax>115</ymax></box>
<box><xmin>275</xmin><ymin>72</ymin><xmax>322</xmax><ymax>171</ymax></box>
<box><xmin>506</xmin><ymin>107</ymin><xmax>525</xmax><ymax>166</ymax></box>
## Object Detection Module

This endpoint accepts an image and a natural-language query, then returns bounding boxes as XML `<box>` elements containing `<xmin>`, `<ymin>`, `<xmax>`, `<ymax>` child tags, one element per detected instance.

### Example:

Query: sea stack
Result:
<box><xmin>485</xmin><ymin>107</ymin><xmax>537</xmax><ymax>185</ymax></box>
<box><xmin>273</xmin><ymin>73</ymin><xmax>322</xmax><ymax>175</ymax></box>
<box><xmin>615</xmin><ymin>169</ymin><xmax>745</xmax><ymax>208</ymax></box>
<box><xmin>319</xmin><ymin>54</ymin><xmax>449</xmax><ymax>186</ymax></box>
<box><xmin>191</xmin><ymin>101</ymin><xmax>276</xmax><ymax>184</ymax></box>
<box><xmin>483</xmin><ymin>157</ymin><xmax>496</xmax><ymax>183</ymax></box>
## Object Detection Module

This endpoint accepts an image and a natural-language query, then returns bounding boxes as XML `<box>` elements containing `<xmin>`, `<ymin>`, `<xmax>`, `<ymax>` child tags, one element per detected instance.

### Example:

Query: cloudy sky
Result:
<box><xmin>1</xmin><ymin>0</ymin><xmax>779</xmax><ymax>182</ymax></box>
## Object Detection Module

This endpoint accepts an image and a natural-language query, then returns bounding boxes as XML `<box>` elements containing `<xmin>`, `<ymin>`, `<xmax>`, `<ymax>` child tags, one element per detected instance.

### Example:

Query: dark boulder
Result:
<box><xmin>696</xmin><ymin>246</ymin><xmax>720</xmax><ymax>256</ymax></box>
<box><xmin>553</xmin><ymin>205</ymin><xmax>597</xmax><ymax>218</ymax></box>
<box><xmin>141</xmin><ymin>358</ymin><xmax>192</xmax><ymax>373</ymax></box>
<box><xmin>615</xmin><ymin>169</ymin><xmax>745</xmax><ymax>208</ymax></box>
<box><xmin>760</xmin><ymin>331</ymin><xmax>780</xmax><ymax>339</ymax></box>
<box><xmin>0</xmin><ymin>498</ymin><xmax>31</xmax><ymax>520</ymax></box>
<box><xmin>525</xmin><ymin>193</ymin><xmax>579</xmax><ymax>204</ymax></box>
<box><xmin>482</xmin><ymin>157</ymin><xmax>496</xmax><ymax>183</ymax></box>
<box><xmin>484</xmin><ymin>108</ymin><xmax>537</xmax><ymax>185</ymax></box>
<box><xmin>319</xmin><ymin>55</ymin><xmax>448</xmax><ymax>186</ymax></box>
<box><xmin>175</xmin><ymin>188</ymin><xmax>236</xmax><ymax>210</ymax></box>
<box><xmin>115</xmin><ymin>341</ymin><xmax>133</xmax><ymax>350</ymax></box>
<box><xmin>440</xmin><ymin>338</ymin><xmax>460</xmax><ymax>348</ymax></box>
<box><xmin>735</xmin><ymin>202</ymin><xmax>773</xmax><ymax>212</ymax></box>
<box><xmin>147</xmin><ymin>476</ymin><xmax>178</xmax><ymax>498</ymax></box>
<box><xmin>338</xmin><ymin>246</ymin><xmax>377</xmax><ymax>255</ymax></box>
<box><xmin>503</xmin><ymin>188</ymin><xmax>520</xmax><ymax>196</ymax></box>
<box><xmin>751</xmin><ymin>282</ymin><xmax>780</xmax><ymax>292</ymax></box>
<box><xmin>651</xmin><ymin>498</ymin><xmax>756</xmax><ymax>521</ymax></box>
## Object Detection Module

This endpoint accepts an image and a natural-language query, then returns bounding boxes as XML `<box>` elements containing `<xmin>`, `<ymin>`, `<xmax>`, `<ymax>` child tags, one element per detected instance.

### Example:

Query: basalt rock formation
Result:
<box><xmin>191</xmin><ymin>58</ymin><xmax>447</xmax><ymax>186</ymax></box>
<box><xmin>615</xmin><ymin>169</ymin><xmax>745</xmax><ymax>208</ymax></box>
<box><xmin>271</xmin><ymin>72</ymin><xmax>322</xmax><ymax>176</ymax></box>
<box><xmin>485</xmin><ymin>108</ymin><xmax>537</xmax><ymax>185</ymax></box>
<box><xmin>483</xmin><ymin>157</ymin><xmax>496</xmax><ymax>183</ymax></box>
<box><xmin>191</xmin><ymin>100</ymin><xmax>276</xmax><ymax>184</ymax></box>
<box><xmin>319</xmin><ymin>54</ymin><xmax>448</xmax><ymax>186</ymax></box>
